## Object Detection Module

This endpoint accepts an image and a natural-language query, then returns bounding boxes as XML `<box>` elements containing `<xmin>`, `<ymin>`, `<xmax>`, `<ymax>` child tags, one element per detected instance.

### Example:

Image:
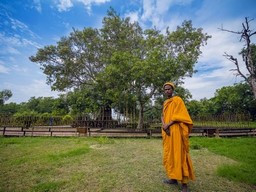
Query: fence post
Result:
<box><xmin>22</xmin><ymin>127</ymin><xmax>25</xmax><ymax>136</ymax></box>
<box><xmin>3</xmin><ymin>126</ymin><xmax>6</xmax><ymax>136</ymax></box>
<box><xmin>147</xmin><ymin>130</ymin><xmax>152</xmax><ymax>138</ymax></box>
<box><xmin>215</xmin><ymin>128</ymin><xmax>219</xmax><ymax>137</ymax></box>
<box><xmin>50</xmin><ymin>127</ymin><xmax>52</xmax><ymax>136</ymax></box>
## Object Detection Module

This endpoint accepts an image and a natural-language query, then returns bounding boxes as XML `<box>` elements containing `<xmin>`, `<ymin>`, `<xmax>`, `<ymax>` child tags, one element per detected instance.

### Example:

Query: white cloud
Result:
<box><xmin>56</xmin><ymin>0</ymin><xmax>111</xmax><ymax>12</ymax></box>
<box><xmin>6</xmin><ymin>80</ymin><xmax>63</xmax><ymax>104</ymax></box>
<box><xmin>0</xmin><ymin>33</ymin><xmax>41</xmax><ymax>55</ymax></box>
<box><xmin>8</xmin><ymin>17</ymin><xmax>38</xmax><ymax>39</ymax></box>
<box><xmin>124</xmin><ymin>11</ymin><xmax>139</xmax><ymax>23</ymax></box>
<box><xmin>11</xmin><ymin>65</ymin><xmax>28</xmax><ymax>73</ymax></box>
<box><xmin>141</xmin><ymin>0</ymin><xmax>154</xmax><ymax>21</ymax></box>
<box><xmin>0</xmin><ymin>64</ymin><xmax>10</xmax><ymax>74</ymax></box>
<box><xmin>140</xmin><ymin>0</ymin><xmax>193</xmax><ymax>30</ymax></box>
<box><xmin>57</xmin><ymin>0</ymin><xmax>73</xmax><ymax>12</ymax></box>
<box><xmin>32</xmin><ymin>0</ymin><xmax>42</xmax><ymax>13</ymax></box>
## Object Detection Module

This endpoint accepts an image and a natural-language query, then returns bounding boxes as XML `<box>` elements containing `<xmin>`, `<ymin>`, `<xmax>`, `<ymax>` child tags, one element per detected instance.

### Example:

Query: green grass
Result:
<box><xmin>193</xmin><ymin>121</ymin><xmax>256</xmax><ymax>128</ymax></box>
<box><xmin>0</xmin><ymin>136</ymin><xmax>255</xmax><ymax>192</ymax></box>
<box><xmin>191</xmin><ymin>137</ymin><xmax>256</xmax><ymax>185</ymax></box>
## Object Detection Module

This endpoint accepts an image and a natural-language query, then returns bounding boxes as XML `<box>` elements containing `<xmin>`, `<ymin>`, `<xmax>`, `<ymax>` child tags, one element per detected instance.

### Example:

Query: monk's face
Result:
<box><xmin>164</xmin><ymin>84</ymin><xmax>173</xmax><ymax>98</ymax></box>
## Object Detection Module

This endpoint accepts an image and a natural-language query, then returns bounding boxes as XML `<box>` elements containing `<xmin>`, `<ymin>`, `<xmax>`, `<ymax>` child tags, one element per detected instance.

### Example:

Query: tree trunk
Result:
<box><xmin>249</xmin><ymin>77</ymin><xmax>256</xmax><ymax>99</ymax></box>
<box><xmin>137</xmin><ymin>102</ymin><xmax>144</xmax><ymax>129</ymax></box>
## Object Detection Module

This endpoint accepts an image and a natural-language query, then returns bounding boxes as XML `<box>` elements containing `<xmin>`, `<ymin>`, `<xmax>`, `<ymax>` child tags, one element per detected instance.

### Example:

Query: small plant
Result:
<box><xmin>190</xmin><ymin>144</ymin><xmax>202</xmax><ymax>150</ymax></box>
<box><xmin>97</xmin><ymin>136</ymin><xmax>114</xmax><ymax>145</ymax></box>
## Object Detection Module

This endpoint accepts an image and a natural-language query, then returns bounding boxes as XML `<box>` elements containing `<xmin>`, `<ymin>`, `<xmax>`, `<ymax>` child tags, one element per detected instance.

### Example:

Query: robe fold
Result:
<box><xmin>162</xmin><ymin>96</ymin><xmax>195</xmax><ymax>183</ymax></box>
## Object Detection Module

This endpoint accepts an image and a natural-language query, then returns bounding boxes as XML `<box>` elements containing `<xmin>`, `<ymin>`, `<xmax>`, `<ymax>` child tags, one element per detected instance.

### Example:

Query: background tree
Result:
<box><xmin>0</xmin><ymin>102</ymin><xmax>20</xmax><ymax>115</ymax></box>
<box><xmin>0</xmin><ymin>89</ymin><xmax>12</xmax><ymax>105</ymax></box>
<box><xmin>212</xmin><ymin>83</ymin><xmax>254</xmax><ymax>115</ymax></box>
<box><xmin>186</xmin><ymin>83</ymin><xmax>255</xmax><ymax>121</ymax></box>
<box><xmin>66</xmin><ymin>86</ymin><xmax>104</xmax><ymax>117</ymax></box>
<box><xmin>220</xmin><ymin>17</ymin><xmax>256</xmax><ymax>98</ymax></box>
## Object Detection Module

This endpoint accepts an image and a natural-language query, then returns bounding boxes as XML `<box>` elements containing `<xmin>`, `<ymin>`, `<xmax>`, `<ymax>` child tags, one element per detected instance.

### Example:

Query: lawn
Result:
<box><xmin>0</xmin><ymin>136</ymin><xmax>255</xmax><ymax>192</ymax></box>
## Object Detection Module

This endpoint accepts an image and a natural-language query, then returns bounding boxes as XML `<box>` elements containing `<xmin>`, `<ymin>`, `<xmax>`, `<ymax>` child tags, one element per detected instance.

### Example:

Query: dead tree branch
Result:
<box><xmin>220</xmin><ymin>17</ymin><xmax>256</xmax><ymax>98</ymax></box>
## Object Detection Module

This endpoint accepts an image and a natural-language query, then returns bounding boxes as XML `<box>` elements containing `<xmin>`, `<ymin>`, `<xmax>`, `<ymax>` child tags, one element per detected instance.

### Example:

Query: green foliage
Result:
<box><xmin>0</xmin><ymin>102</ymin><xmax>20</xmax><ymax>115</ymax></box>
<box><xmin>66</xmin><ymin>87</ymin><xmax>102</xmax><ymax>116</ymax></box>
<box><xmin>213</xmin><ymin>83</ymin><xmax>253</xmax><ymax>114</ymax></box>
<box><xmin>29</xmin><ymin>27</ymin><xmax>102</xmax><ymax>91</ymax></box>
<box><xmin>187</xmin><ymin>82</ymin><xmax>256</xmax><ymax>119</ymax></box>
<box><xmin>0</xmin><ymin>89</ymin><xmax>12</xmax><ymax>105</ymax></box>
<box><xmin>62</xmin><ymin>114</ymin><xmax>73</xmax><ymax>125</ymax></box>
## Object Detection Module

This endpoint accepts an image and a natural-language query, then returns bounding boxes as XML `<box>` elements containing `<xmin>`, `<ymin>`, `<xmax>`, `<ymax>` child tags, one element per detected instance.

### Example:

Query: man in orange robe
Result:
<box><xmin>161</xmin><ymin>82</ymin><xmax>195</xmax><ymax>192</ymax></box>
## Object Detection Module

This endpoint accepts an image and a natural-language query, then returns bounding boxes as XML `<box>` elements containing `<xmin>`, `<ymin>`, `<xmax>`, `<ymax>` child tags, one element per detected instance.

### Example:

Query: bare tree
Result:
<box><xmin>220</xmin><ymin>17</ymin><xmax>256</xmax><ymax>99</ymax></box>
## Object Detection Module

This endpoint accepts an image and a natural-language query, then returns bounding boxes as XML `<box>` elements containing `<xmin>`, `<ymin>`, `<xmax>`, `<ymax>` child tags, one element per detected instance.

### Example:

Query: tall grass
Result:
<box><xmin>0</xmin><ymin>136</ymin><xmax>255</xmax><ymax>192</ymax></box>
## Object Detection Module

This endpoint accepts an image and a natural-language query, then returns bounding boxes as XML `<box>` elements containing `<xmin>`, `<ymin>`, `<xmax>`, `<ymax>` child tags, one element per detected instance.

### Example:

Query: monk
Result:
<box><xmin>161</xmin><ymin>82</ymin><xmax>195</xmax><ymax>192</ymax></box>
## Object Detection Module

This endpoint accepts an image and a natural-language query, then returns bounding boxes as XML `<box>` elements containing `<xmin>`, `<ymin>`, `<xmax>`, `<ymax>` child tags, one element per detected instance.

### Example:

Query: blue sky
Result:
<box><xmin>0</xmin><ymin>0</ymin><xmax>256</xmax><ymax>103</ymax></box>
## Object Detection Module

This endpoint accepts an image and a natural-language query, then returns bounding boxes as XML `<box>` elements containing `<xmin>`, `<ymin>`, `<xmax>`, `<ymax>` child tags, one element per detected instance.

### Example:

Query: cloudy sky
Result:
<box><xmin>0</xmin><ymin>0</ymin><xmax>256</xmax><ymax>103</ymax></box>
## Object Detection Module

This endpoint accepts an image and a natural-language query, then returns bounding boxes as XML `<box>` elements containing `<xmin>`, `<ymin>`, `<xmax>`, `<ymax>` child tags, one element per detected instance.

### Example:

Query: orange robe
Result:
<box><xmin>162</xmin><ymin>96</ymin><xmax>195</xmax><ymax>183</ymax></box>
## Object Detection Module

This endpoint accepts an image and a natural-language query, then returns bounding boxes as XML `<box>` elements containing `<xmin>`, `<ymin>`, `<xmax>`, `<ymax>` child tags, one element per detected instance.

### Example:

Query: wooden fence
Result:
<box><xmin>1</xmin><ymin>125</ymin><xmax>256</xmax><ymax>138</ymax></box>
<box><xmin>0</xmin><ymin>126</ymin><xmax>78</xmax><ymax>137</ymax></box>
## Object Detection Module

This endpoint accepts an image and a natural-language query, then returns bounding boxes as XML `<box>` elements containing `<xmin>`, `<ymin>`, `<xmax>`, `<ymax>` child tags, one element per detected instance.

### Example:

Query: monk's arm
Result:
<box><xmin>162</xmin><ymin>116</ymin><xmax>176</xmax><ymax>130</ymax></box>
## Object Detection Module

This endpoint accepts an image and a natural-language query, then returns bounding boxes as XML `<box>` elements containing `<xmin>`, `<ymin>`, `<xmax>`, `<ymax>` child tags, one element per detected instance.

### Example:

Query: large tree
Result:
<box><xmin>221</xmin><ymin>17</ymin><xmax>256</xmax><ymax>99</ymax></box>
<box><xmin>30</xmin><ymin>8</ymin><xmax>210</xmax><ymax>128</ymax></box>
<box><xmin>99</xmin><ymin>9</ymin><xmax>210</xmax><ymax>128</ymax></box>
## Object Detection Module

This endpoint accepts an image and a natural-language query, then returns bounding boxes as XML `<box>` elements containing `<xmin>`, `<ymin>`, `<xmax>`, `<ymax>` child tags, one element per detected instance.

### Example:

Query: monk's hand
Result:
<box><xmin>162</xmin><ymin>124</ymin><xmax>170</xmax><ymax>136</ymax></box>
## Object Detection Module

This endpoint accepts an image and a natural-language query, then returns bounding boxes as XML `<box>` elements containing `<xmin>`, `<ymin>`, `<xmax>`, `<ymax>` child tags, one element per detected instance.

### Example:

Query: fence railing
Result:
<box><xmin>1</xmin><ymin>124</ymin><xmax>256</xmax><ymax>138</ymax></box>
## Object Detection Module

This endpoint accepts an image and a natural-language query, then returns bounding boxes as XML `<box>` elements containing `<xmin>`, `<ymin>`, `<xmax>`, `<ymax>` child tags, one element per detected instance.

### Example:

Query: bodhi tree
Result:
<box><xmin>99</xmin><ymin>9</ymin><xmax>210</xmax><ymax>128</ymax></box>
<box><xmin>220</xmin><ymin>17</ymin><xmax>256</xmax><ymax>99</ymax></box>
<box><xmin>30</xmin><ymin>8</ymin><xmax>210</xmax><ymax>129</ymax></box>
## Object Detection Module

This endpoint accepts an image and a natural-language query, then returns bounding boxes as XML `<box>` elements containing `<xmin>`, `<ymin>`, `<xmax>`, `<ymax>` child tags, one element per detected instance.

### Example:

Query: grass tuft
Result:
<box><xmin>32</xmin><ymin>181</ymin><xmax>65</xmax><ymax>192</ymax></box>
<box><xmin>47</xmin><ymin>146</ymin><xmax>90</xmax><ymax>161</ymax></box>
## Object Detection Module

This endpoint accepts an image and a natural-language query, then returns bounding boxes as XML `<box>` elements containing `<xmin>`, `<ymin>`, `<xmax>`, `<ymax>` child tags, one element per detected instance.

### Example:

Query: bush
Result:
<box><xmin>62</xmin><ymin>115</ymin><xmax>73</xmax><ymax>125</ymax></box>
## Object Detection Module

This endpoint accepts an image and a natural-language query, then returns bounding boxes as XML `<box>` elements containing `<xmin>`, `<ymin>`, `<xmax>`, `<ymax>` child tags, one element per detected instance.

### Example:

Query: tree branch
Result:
<box><xmin>223</xmin><ymin>52</ymin><xmax>248</xmax><ymax>82</ymax></box>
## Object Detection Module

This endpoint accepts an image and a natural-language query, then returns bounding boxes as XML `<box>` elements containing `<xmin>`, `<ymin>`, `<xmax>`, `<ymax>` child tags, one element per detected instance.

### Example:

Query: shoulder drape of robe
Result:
<box><xmin>162</xmin><ymin>96</ymin><xmax>195</xmax><ymax>182</ymax></box>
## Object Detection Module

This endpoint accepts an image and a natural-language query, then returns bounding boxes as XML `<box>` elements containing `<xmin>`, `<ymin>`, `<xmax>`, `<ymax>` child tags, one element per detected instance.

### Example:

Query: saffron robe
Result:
<box><xmin>162</xmin><ymin>96</ymin><xmax>195</xmax><ymax>183</ymax></box>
